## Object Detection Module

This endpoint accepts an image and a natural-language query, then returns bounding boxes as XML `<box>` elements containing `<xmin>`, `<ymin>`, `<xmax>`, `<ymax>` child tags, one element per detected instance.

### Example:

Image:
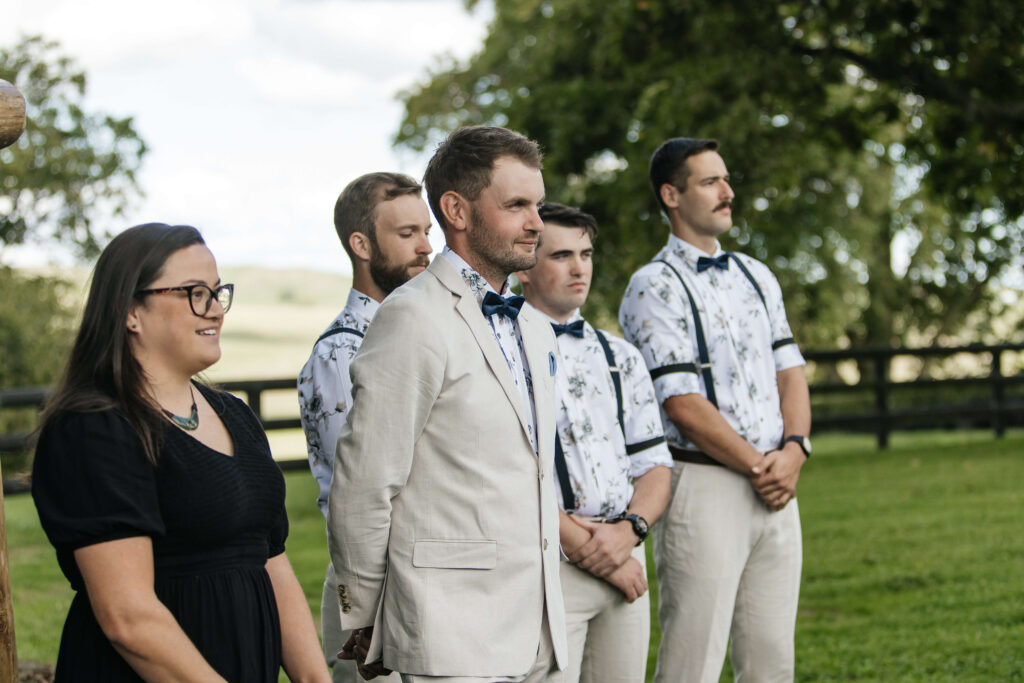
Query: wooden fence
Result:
<box><xmin>2</xmin><ymin>343</ymin><xmax>1023</xmax><ymax>478</ymax></box>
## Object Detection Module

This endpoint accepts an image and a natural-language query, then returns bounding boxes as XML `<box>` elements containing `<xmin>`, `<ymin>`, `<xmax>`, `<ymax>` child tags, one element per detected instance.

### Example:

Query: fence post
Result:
<box><xmin>991</xmin><ymin>348</ymin><xmax>1004</xmax><ymax>438</ymax></box>
<box><xmin>0</xmin><ymin>467</ymin><xmax>16</xmax><ymax>682</ymax></box>
<box><xmin>247</xmin><ymin>387</ymin><xmax>263</xmax><ymax>424</ymax></box>
<box><xmin>0</xmin><ymin>77</ymin><xmax>26</xmax><ymax>683</ymax></box>
<box><xmin>874</xmin><ymin>351</ymin><xmax>890</xmax><ymax>449</ymax></box>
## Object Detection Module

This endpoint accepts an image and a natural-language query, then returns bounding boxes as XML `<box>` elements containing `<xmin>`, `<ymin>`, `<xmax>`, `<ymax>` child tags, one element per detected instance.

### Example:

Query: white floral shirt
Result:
<box><xmin>297</xmin><ymin>288</ymin><xmax>379</xmax><ymax>516</ymax></box>
<box><xmin>537</xmin><ymin>307</ymin><xmax>672</xmax><ymax>517</ymax></box>
<box><xmin>441</xmin><ymin>247</ymin><xmax>538</xmax><ymax>452</ymax></box>
<box><xmin>618</xmin><ymin>235</ymin><xmax>804</xmax><ymax>453</ymax></box>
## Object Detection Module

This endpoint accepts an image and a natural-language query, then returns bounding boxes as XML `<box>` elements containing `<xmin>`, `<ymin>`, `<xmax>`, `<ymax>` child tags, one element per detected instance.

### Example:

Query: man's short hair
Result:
<box><xmin>334</xmin><ymin>172</ymin><xmax>422</xmax><ymax>260</ymax></box>
<box><xmin>423</xmin><ymin>126</ymin><xmax>543</xmax><ymax>232</ymax></box>
<box><xmin>537</xmin><ymin>202</ymin><xmax>598</xmax><ymax>248</ymax></box>
<box><xmin>649</xmin><ymin>137</ymin><xmax>719</xmax><ymax>214</ymax></box>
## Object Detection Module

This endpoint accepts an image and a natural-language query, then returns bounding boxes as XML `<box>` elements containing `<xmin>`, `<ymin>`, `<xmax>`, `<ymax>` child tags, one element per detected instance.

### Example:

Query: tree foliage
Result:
<box><xmin>397</xmin><ymin>0</ymin><xmax>1024</xmax><ymax>347</ymax></box>
<box><xmin>0</xmin><ymin>35</ymin><xmax>147</xmax><ymax>258</ymax></box>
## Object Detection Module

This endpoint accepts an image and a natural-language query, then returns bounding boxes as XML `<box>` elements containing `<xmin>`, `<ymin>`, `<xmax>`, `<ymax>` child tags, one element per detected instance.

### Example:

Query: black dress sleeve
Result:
<box><xmin>32</xmin><ymin>410</ymin><xmax>166</xmax><ymax>552</ymax></box>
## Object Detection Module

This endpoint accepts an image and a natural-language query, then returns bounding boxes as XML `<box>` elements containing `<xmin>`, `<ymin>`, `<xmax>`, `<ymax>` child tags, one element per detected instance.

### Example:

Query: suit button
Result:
<box><xmin>543</xmin><ymin>539</ymin><xmax>549</xmax><ymax>550</ymax></box>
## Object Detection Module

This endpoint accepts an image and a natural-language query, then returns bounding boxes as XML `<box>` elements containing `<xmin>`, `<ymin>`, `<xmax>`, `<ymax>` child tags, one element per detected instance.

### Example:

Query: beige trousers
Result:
<box><xmin>652</xmin><ymin>463</ymin><xmax>802</xmax><ymax>683</ymax></box>
<box><xmin>560</xmin><ymin>544</ymin><xmax>649</xmax><ymax>683</ymax></box>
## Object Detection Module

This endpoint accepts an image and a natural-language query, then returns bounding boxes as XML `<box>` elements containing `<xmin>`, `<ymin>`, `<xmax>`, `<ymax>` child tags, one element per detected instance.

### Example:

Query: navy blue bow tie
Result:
<box><xmin>481</xmin><ymin>291</ymin><xmax>526</xmax><ymax>320</ymax></box>
<box><xmin>551</xmin><ymin>320</ymin><xmax>585</xmax><ymax>338</ymax></box>
<box><xmin>696</xmin><ymin>254</ymin><xmax>730</xmax><ymax>273</ymax></box>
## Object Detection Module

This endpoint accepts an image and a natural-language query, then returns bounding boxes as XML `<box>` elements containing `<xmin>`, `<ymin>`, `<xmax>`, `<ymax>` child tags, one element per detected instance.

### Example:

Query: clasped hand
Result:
<box><xmin>566</xmin><ymin>516</ymin><xmax>647</xmax><ymax>602</ymax></box>
<box><xmin>339</xmin><ymin>627</ymin><xmax>391</xmax><ymax>681</ymax></box>
<box><xmin>749</xmin><ymin>444</ymin><xmax>804</xmax><ymax>511</ymax></box>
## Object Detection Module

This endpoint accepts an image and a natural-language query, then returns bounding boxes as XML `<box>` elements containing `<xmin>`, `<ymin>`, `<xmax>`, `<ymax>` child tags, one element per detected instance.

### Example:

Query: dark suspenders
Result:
<box><xmin>652</xmin><ymin>254</ymin><xmax>794</xmax><ymax>408</ymax></box>
<box><xmin>315</xmin><ymin>325</ymin><xmax>365</xmax><ymax>345</ymax></box>
<box><xmin>554</xmin><ymin>326</ymin><xmax>666</xmax><ymax>512</ymax></box>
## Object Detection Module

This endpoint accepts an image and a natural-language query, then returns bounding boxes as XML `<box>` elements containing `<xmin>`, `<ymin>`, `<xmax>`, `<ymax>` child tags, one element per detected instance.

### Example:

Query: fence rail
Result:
<box><xmin>2</xmin><ymin>343</ymin><xmax>1023</xmax><ymax>475</ymax></box>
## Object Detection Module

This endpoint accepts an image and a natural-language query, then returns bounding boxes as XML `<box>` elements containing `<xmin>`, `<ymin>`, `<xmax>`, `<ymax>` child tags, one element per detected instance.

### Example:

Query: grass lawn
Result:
<box><xmin>7</xmin><ymin>430</ymin><xmax>1024</xmax><ymax>681</ymax></box>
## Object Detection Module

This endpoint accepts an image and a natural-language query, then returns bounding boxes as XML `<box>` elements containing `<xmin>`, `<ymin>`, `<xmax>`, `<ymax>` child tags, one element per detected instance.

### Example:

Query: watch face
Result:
<box><xmin>626</xmin><ymin>514</ymin><xmax>649</xmax><ymax>537</ymax></box>
<box><xmin>801</xmin><ymin>437</ymin><xmax>812</xmax><ymax>455</ymax></box>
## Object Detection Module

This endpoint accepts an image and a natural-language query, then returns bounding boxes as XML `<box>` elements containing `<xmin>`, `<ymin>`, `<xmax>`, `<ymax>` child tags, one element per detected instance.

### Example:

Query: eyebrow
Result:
<box><xmin>178</xmin><ymin>278</ymin><xmax>222</xmax><ymax>286</ymax></box>
<box><xmin>549</xmin><ymin>248</ymin><xmax>593</xmax><ymax>257</ymax></box>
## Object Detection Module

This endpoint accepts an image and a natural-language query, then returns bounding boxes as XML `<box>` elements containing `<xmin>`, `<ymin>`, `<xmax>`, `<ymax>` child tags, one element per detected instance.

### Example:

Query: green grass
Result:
<box><xmin>646</xmin><ymin>430</ymin><xmax>1024</xmax><ymax>682</ymax></box>
<box><xmin>7</xmin><ymin>431</ymin><xmax>1024</xmax><ymax>681</ymax></box>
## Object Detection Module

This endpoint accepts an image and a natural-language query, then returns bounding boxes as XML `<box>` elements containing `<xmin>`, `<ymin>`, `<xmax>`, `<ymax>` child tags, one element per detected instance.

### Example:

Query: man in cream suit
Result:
<box><xmin>327</xmin><ymin>125</ymin><xmax>568</xmax><ymax>682</ymax></box>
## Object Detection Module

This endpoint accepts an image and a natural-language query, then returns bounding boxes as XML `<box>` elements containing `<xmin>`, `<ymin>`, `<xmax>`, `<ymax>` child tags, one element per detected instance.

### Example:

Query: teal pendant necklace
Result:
<box><xmin>163</xmin><ymin>384</ymin><xmax>199</xmax><ymax>431</ymax></box>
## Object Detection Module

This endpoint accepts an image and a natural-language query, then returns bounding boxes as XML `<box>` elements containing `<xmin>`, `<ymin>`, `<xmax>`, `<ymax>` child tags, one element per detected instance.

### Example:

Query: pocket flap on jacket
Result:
<box><xmin>412</xmin><ymin>539</ymin><xmax>497</xmax><ymax>569</ymax></box>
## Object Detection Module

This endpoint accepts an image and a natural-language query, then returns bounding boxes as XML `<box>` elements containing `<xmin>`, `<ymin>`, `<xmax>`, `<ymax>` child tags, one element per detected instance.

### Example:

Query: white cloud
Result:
<box><xmin>4</xmin><ymin>0</ymin><xmax>262</xmax><ymax>70</ymax></box>
<box><xmin>236</xmin><ymin>53</ymin><xmax>376</xmax><ymax>107</ymax></box>
<box><xmin>2</xmin><ymin>0</ymin><xmax>492</xmax><ymax>270</ymax></box>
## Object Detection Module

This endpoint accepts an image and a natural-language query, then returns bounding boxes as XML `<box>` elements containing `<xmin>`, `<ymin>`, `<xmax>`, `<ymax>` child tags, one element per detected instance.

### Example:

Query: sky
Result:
<box><xmin>2</xmin><ymin>0</ymin><xmax>493</xmax><ymax>274</ymax></box>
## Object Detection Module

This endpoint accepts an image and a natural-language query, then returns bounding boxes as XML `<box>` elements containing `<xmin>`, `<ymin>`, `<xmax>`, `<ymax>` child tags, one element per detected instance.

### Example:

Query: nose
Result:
<box><xmin>205</xmin><ymin>297</ymin><xmax>225</xmax><ymax>319</ymax></box>
<box><xmin>417</xmin><ymin>232</ymin><xmax>432</xmax><ymax>254</ymax></box>
<box><xmin>721</xmin><ymin>179</ymin><xmax>735</xmax><ymax>201</ymax></box>
<box><xmin>569</xmin><ymin>254</ymin><xmax>583</xmax><ymax>275</ymax></box>
<box><xmin>528</xmin><ymin>205</ymin><xmax>544</xmax><ymax>233</ymax></box>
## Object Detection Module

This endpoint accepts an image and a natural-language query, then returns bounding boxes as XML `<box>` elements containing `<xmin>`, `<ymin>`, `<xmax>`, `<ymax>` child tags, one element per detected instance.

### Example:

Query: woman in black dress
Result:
<box><xmin>32</xmin><ymin>223</ymin><xmax>330</xmax><ymax>682</ymax></box>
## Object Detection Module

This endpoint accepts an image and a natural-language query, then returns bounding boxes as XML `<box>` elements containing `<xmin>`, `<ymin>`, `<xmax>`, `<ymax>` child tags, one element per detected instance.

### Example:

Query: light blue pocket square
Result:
<box><xmin>548</xmin><ymin>351</ymin><xmax>557</xmax><ymax>376</ymax></box>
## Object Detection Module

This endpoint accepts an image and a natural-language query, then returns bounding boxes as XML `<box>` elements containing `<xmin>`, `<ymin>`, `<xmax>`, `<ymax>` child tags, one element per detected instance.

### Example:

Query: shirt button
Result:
<box><xmin>543</xmin><ymin>539</ymin><xmax>549</xmax><ymax>550</ymax></box>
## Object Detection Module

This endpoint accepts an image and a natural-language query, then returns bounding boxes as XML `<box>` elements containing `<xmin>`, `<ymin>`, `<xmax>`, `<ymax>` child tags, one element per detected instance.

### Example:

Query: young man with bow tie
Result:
<box><xmin>619</xmin><ymin>138</ymin><xmax>812</xmax><ymax>683</ymax></box>
<box><xmin>517</xmin><ymin>202</ymin><xmax>671</xmax><ymax>683</ymax></box>
<box><xmin>327</xmin><ymin>126</ymin><xmax>567</xmax><ymax>682</ymax></box>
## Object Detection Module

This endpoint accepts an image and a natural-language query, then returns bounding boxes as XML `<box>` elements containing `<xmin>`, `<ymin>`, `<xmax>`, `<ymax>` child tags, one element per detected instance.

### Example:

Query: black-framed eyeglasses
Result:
<box><xmin>136</xmin><ymin>283</ymin><xmax>235</xmax><ymax>316</ymax></box>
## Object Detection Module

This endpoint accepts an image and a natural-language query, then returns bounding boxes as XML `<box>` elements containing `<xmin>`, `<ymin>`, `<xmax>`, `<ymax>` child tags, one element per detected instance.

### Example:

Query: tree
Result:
<box><xmin>396</xmin><ymin>0</ymin><xmax>1024</xmax><ymax>348</ymax></box>
<box><xmin>0</xmin><ymin>35</ymin><xmax>147</xmax><ymax>258</ymax></box>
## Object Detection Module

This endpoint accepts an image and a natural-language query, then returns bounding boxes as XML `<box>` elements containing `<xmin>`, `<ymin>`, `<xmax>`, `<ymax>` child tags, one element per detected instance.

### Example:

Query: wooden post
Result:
<box><xmin>873</xmin><ymin>351</ymin><xmax>890</xmax><ymax>449</ymax></box>
<box><xmin>991</xmin><ymin>348</ymin><xmax>1004</xmax><ymax>438</ymax></box>
<box><xmin>0</xmin><ymin>77</ymin><xmax>25</xmax><ymax>683</ymax></box>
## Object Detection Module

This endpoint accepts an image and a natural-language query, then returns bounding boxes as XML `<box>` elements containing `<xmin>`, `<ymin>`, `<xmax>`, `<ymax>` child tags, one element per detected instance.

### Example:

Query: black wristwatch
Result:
<box><xmin>610</xmin><ymin>512</ymin><xmax>649</xmax><ymax>546</ymax></box>
<box><xmin>783</xmin><ymin>435</ymin><xmax>812</xmax><ymax>458</ymax></box>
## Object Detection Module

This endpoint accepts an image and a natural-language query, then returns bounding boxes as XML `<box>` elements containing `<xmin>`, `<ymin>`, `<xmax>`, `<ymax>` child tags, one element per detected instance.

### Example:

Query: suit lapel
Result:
<box><xmin>428</xmin><ymin>259</ymin><xmax>532</xmax><ymax>440</ymax></box>
<box><xmin>517</xmin><ymin>304</ymin><xmax>555</xmax><ymax>460</ymax></box>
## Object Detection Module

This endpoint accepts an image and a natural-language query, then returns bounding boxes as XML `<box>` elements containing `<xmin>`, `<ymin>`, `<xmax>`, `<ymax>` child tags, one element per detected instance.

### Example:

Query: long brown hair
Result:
<box><xmin>37</xmin><ymin>223</ymin><xmax>206</xmax><ymax>463</ymax></box>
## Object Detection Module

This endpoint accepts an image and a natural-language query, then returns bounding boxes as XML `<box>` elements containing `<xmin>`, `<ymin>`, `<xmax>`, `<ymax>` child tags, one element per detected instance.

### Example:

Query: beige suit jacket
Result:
<box><xmin>327</xmin><ymin>256</ymin><xmax>567</xmax><ymax>677</ymax></box>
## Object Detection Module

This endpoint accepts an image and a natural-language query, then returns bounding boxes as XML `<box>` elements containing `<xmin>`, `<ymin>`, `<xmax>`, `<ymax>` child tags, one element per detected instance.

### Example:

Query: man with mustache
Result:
<box><xmin>517</xmin><ymin>202</ymin><xmax>672</xmax><ymax>683</ymax></box>
<box><xmin>328</xmin><ymin>126</ymin><xmax>566</xmax><ymax>681</ymax></box>
<box><xmin>619</xmin><ymin>138</ymin><xmax>812</xmax><ymax>683</ymax></box>
<box><xmin>298</xmin><ymin>171</ymin><xmax>432</xmax><ymax>682</ymax></box>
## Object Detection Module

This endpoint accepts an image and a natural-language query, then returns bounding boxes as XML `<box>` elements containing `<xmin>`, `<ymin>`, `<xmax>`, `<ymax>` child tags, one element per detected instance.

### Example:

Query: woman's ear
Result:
<box><xmin>126</xmin><ymin>306</ymin><xmax>141</xmax><ymax>335</ymax></box>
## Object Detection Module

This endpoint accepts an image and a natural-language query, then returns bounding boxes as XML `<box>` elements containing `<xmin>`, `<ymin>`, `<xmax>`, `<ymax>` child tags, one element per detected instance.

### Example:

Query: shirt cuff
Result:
<box><xmin>774</xmin><ymin>344</ymin><xmax>805</xmax><ymax>372</ymax></box>
<box><xmin>653</xmin><ymin>373</ymin><xmax>701</xmax><ymax>405</ymax></box>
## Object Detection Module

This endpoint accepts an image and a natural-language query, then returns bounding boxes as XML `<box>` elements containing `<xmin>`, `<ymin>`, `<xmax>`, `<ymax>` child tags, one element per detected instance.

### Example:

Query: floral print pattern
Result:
<box><xmin>618</xmin><ymin>235</ymin><xmax>804</xmax><ymax>453</ymax></box>
<box><xmin>540</xmin><ymin>309</ymin><xmax>672</xmax><ymax>517</ymax></box>
<box><xmin>297</xmin><ymin>289</ymin><xmax>379</xmax><ymax>516</ymax></box>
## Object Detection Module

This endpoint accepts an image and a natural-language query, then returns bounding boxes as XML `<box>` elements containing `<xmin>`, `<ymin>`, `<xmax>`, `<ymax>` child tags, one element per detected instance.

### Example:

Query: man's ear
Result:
<box><xmin>349</xmin><ymin>231</ymin><xmax>372</xmax><ymax>262</ymax></box>
<box><xmin>660</xmin><ymin>183</ymin><xmax>680</xmax><ymax>209</ymax></box>
<box><xmin>439</xmin><ymin>191</ymin><xmax>468</xmax><ymax>232</ymax></box>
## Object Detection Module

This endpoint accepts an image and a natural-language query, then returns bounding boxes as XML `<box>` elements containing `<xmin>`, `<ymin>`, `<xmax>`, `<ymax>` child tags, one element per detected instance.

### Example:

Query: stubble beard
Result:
<box><xmin>467</xmin><ymin>204</ymin><xmax>538</xmax><ymax>282</ymax></box>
